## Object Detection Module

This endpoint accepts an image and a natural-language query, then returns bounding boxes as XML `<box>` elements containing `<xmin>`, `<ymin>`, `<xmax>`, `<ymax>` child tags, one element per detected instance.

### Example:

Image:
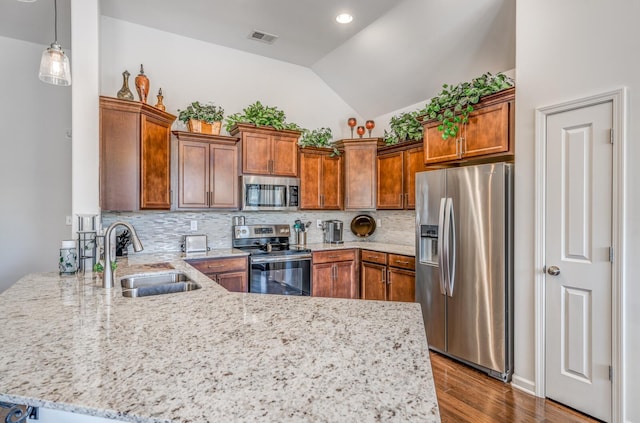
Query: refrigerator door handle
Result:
<box><xmin>438</xmin><ymin>197</ymin><xmax>448</xmax><ymax>295</ymax></box>
<box><xmin>445</xmin><ymin>197</ymin><xmax>456</xmax><ymax>297</ymax></box>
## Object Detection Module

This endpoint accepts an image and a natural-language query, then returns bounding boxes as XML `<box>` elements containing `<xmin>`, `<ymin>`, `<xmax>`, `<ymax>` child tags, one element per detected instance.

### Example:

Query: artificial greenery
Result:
<box><xmin>298</xmin><ymin>127</ymin><xmax>340</xmax><ymax>156</ymax></box>
<box><xmin>422</xmin><ymin>72</ymin><xmax>514</xmax><ymax>140</ymax></box>
<box><xmin>225</xmin><ymin>101</ymin><xmax>301</xmax><ymax>132</ymax></box>
<box><xmin>383</xmin><ymin>111</ymin><xmax>423</xmax><ymax>145</ymax></box>
<box><xmin>178</xmin><ymin>101</ymin><xmax>225</xmax><ymax>124</ymax></box>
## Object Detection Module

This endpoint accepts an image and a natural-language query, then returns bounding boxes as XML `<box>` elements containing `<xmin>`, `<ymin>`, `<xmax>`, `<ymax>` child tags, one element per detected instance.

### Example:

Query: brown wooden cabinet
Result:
<box><xmin>312</xmin><ymin>249</ymin><xmax>358</xmax><ymax>299</ymax></box>
<box><xmin>229</xmin><ymin>123</ymin><xmax>300</xmax><ymax>177</ymax></box>
<box><xmin>422</xmin><ymin>87</ymin><xmax>515</xmax><ymax>165</ymax></box>
<box><xmin>299</xmin><ymin>147</ymin><xmax>343</xmax><ymax>210</ymax></box>
<box><xmin>334</xmin><ymin>138</ymin><xmax>385</xmax><ymax>210</ymax></box>
<box><xmin>361</xmin><ymin>250</ymin><xmax>415</xmax><ymax>302</ymax></box>
<box><xmin>186</xmin><ymin>256</ymin><xmax>248</xmax><ymax>292</ymax></box>
<box><xmin>173</xmin><ymin>131</ymin><xmax>240</xmax><ymax>209</ymax></box>
<box><xmin>376</xmin><ymin>142</ymin><xmax>428</xmax><ymax>210</ymax></box>
<box><xmin>100</xmin><ymin>96</ymin><xmax>176</xmax><ymax>211</ymax></box>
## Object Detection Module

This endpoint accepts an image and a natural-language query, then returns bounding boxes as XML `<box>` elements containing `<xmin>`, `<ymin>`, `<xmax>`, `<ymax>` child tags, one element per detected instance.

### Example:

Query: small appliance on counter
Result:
<box><xmin>182</xmin><ymin>234</ymin><xmax>209</xmax><ymax>254</ymax></box>
<box><xmin>322</xmin><ymin>220</ymin><xmax>344</xmax><ymax>244</ymax></box>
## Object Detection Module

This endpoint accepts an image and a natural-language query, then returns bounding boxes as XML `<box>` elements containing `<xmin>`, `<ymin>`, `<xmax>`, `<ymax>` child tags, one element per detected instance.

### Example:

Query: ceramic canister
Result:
<box><xmin>59</xmin><ymin>240</ymin><xmax>78</xmax><ymax>274</ymax></box>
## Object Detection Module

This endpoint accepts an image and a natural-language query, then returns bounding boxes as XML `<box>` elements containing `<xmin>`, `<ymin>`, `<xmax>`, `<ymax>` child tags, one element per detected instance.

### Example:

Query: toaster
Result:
<box><xmin>182</xmin><ymin>234</ymin><xmax>209</xmax><ymax>254</ymax></box>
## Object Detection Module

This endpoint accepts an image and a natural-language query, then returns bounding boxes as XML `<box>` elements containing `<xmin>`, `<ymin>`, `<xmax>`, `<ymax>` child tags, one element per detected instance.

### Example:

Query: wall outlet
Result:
<box><xmin>190</xmin><ymin>220</ymin><xmax>198</xmax><ymax>231</ymax></box>
<box><xmin>316</xmin><ymin>219</ymin><xmax>323</xmax><ymax>229</ymax></box>
<box><xmin>377</xmin><ymin>219</ymin><xmax>382</xmax><ymax>228</ymax></box>
<box><xmin>65</xmin><ymin>216</ymin><xmax>72</xmax><ymax>226</ymax></box>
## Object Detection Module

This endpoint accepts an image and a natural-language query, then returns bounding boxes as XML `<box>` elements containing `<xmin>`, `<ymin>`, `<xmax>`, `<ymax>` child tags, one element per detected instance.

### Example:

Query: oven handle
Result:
<box><xmin>250</xmin><ymin>254</ymin><xmax>312</xmax><ymax>264</ymax></box>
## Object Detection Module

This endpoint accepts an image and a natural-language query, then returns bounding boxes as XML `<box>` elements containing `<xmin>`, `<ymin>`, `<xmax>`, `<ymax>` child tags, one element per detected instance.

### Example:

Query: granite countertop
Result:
<box><xmin>306</xmin><ymin>242</ymin><xmax>415</xmax><ymax>257</ymax></box>
<box><xmin>0</xmin><ymin>252</ymin><xmax>439</xmax><ymax>422</ymax></box>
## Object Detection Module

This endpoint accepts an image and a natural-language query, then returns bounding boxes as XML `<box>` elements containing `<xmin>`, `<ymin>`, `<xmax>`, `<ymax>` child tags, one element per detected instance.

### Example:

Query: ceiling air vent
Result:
<box><xmin>248</xmin><ymin>30</ymin><xmax>279</xmax><ymax>44</ymax></box>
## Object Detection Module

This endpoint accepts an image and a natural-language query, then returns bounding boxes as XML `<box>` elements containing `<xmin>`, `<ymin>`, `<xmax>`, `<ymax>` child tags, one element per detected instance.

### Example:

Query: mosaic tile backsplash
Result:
<box><xmin>101</xmin><ymin>210</ymin><xmax>416</xmax><ymax>254</ymax></box>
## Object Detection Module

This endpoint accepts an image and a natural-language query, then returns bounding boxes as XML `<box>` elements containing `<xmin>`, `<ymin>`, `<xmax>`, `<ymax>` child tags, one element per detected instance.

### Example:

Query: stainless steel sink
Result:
<box><xmin>121</xmin><ymin>272</ymin><xmax>201</xmax><ymax>298</ymax></box>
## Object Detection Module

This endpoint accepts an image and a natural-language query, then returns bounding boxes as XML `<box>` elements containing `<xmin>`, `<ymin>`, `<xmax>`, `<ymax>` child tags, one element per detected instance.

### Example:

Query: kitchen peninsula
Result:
<box><xmin>0</xmin><ymin>253</ymin><xmax>439</xmax><ymax>422</ymax></box>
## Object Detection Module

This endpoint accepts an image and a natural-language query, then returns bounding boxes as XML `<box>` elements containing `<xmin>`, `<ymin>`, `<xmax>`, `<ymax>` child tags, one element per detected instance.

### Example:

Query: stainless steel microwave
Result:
<box><xmin>240</xmin><ymin>175</ymin><xmax>300</xmax><ymax>211</ymax></box>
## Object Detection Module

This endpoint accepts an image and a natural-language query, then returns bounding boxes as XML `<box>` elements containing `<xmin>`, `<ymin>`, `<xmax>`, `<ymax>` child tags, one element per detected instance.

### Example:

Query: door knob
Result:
<box><xmin>547</xmin><ymin>265</ymin><xmax>561</xmax><ymax>276</ymax></box>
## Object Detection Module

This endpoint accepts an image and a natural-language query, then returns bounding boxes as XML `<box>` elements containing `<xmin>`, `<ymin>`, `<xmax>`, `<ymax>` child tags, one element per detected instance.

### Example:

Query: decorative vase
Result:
<box><xmin>135</xmin><ymin>64</ymin><xmax>149</xmax><ymax>103</ymax></box>
<box><xmin>116</xmin><ymin>70</ymin><xmax>134</xmax><ymax>101</ymax></box>
<box><xmin>154</xmin><ymin>88</ymin><xmax>166</xmax><ymax>111</ymax></box>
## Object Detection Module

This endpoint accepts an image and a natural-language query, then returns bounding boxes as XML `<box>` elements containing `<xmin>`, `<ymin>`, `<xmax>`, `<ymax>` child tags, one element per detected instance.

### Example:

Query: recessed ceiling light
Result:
<box><xmin>17</xmin><ymin>0</ymin><xmax>38</xmax><ymax>3</ymax></box>
<box><xmin>336</xmin><ymin>13</ymin><xmax>353</xmax><ymax>24</ymax></box>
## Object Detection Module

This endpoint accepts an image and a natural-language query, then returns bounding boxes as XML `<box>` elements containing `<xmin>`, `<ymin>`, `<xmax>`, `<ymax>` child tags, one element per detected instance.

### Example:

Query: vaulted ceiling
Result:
<box><xmin>0</xmin><ymin>0</ymin><xmax>515</xmax><ymax>117</ymax></box>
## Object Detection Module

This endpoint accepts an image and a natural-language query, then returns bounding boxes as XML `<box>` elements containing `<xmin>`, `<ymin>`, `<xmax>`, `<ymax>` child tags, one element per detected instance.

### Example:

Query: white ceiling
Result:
<box><xmin>0</xmin><ymin>0</ymin><xmax>515</xmax><ymax>117</ymax></box>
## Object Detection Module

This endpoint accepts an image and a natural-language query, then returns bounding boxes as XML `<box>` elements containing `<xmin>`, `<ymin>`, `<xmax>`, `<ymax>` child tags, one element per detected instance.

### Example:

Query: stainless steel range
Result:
<box><xmin>232</xmin><ymin>224</ymin><xmax>312</xmax><ymax>296</ymax></box>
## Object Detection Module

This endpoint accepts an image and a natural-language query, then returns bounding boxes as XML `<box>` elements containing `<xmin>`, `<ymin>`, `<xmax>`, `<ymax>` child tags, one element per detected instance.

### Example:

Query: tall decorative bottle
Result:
<box><xmin>135</xmin><ymin>64</ymin><xmax>149</xmax><ymax>103</ymax></box>
<box><xmin>116</xmin><ymin>70</ymin><xmax>134</xmax><ymax>100</ymax></box>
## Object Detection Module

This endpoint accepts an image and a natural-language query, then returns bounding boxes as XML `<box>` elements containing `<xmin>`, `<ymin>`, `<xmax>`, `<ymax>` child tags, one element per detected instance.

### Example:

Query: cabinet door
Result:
<box><xmin>100</xmin><ymin>107</ymin><xmax>139</xmax><ymax>211</ymax></box>
<box><xmin>361</xmin><ymin>262</ymin><xmax>387</xmax><ymax>301</ymax></box>
<box><xmin>210</xmin><ymin>143</ymin><xmax>239</xmax><ymax>208</ymax></box>
<box><xmin>140</xmin><ymin>114</ymin><xmax>172</xmax><ymax>209</ymax></box>
<box><xmin>321</xmin><ymin>154</ymin><xmax>343</xmax><ymax>210</ymax></box>
<box><xmin>242</xmin><ymin>132</ymin><xmax>271</xmax><ymax>174</ymax></box>
<box><xmin>462</xmin><ymin>102</ymin><xmax>510</xmax><ymax>158</ymax></box>
<box><xmin>312</xmin><ymin>263</ymin><xmax>334</xmax><ymax>297</ymax></box>
<box><xmin>376</xmin><ymin>151</ymin><xmax>404</xmax><ymax>209</ymax></box>
<box><xmin>271</xmin><ymin>135</ymin><xmax>298</xmax><ymax>176</ymax></box>
<box><xmin>344</xmin><ymin>144</ymin><xmax>377</xmax><ymax>210</ymax></box>
<box><xmin>333</xmin><ymin>261</ymin><xmax>358</xmax><ymax>299</ymax></box>
<box><xmin>387</xmin><ymin>268</ymin><xmax>415</xmax><ymax>302</ymax></box>
<box><xmin>178</xmin><ymin>140</ymin><xmax>210</xmax><ymax>208</ymax></box>
<box><xmin>423</xmin><ymin>121</ymin><xmax>459</xmax><ymax>164</ymax></box>
<box><xmin>404</xmin><ymin>147</ymin><xmax>428</xmax><ymax>210</ymax></box>
<box><xmin>299</xmin><ymin>152</ymin><xmax>322</xmax><ymax>209</ymax></box>
<box><xmin>217</xmin><ymin>271</ymin><xmax>248</xmax><ymax>293</ymax></box>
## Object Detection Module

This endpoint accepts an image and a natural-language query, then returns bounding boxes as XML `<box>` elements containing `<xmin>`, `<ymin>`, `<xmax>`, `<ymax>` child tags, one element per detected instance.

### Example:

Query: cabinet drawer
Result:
<box><xmin>187</xmin><ymin>256</ymin><xmax>247</xmax><ymax>274</ymax></box>
<box><xmin>361</xmin><ymin>250</ymin><xmax>387</xmax><ymax>265</ymax></box>
<box><xmin>388</xmin><ymin>254</ymin><xmax>415</xmax><ymax>270</ymax></box>
<box><xmin>313</xmin><ymin>249</ymin><xmax>356</xmax><ymax>264</ymax></box>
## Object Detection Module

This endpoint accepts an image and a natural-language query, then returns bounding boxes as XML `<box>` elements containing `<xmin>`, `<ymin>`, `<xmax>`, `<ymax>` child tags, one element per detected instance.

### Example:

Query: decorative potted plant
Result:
<box><xmin>178</xmin><ymin>101</ymin><xmax>225</xmax><ymax>135</ymax></box>
<box><xmin>421</xmin><ymin>72</ymin><xmax>514</xmax><ymax>140</ymax></box>
<box><xmin>383</xmin><ymin>111</ymin><xmax>423</xmax><ymax>145</ymax></box>
<box><xmin>225</xmin><ymin>101</ymin><xmax>301</xmax><ymax>133</ymax></box>
<box><xmin>298</xmin><ymin>127</ymin><xmax>340</xmax><ymax>156</ymax></box>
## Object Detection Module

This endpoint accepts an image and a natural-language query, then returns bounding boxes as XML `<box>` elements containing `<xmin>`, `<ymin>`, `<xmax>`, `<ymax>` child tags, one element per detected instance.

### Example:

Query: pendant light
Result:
<box><xmin>39</xmin><ymin>0</ymin><xmax>71</xmax><ymax>86</ymax></box>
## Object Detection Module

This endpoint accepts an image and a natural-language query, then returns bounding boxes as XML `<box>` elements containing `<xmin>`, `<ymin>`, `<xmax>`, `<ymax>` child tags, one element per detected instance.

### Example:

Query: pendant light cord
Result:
<box><xmin>54</xmin><ymin>0</ymin><xmax>58</xmax><ymax>44</ymax></box>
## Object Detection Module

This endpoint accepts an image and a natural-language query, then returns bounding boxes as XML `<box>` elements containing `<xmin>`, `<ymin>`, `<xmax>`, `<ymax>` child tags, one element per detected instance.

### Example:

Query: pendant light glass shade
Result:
<box><xmin>39</xmin><ymin>42</ymin><xmax>71</xmax><ymax>86</ymax></box>
<box><xmin>39</xmin><ymin>0</ymin><xmax>71</xmax><ymax>86</ymax></box>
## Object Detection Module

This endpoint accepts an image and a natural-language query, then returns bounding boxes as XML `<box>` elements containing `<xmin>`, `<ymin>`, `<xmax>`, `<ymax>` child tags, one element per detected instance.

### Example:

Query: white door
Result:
<box><xmin>545</xmin><ymin>101</ymin><xmax>612</xmax><ymax>422</ymax></box>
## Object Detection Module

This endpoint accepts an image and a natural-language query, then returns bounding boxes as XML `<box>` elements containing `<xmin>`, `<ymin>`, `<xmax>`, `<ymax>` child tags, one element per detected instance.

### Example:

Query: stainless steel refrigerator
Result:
<box><xmin>415</xmin><ymin>162</ymin><xmax>513</xmax><ymax>381</ymax></box>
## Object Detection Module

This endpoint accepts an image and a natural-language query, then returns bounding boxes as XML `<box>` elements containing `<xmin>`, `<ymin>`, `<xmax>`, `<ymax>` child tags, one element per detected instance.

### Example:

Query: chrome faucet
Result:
<box><xmin>102</xmin><ymin>221</ymin><xmax>143</xmax><ymax>288</ymax></box>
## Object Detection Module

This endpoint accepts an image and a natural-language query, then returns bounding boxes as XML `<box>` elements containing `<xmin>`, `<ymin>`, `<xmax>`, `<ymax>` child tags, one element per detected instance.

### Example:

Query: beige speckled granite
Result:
<box><xmin>306</xmin><ymin>242</ymin><xmax>415</xmax><ymax>257</ymax></box>
<box><xmin>0</xmin><ymin>252</ymin><xmax>438</xmax><ymax>422</ymax></box>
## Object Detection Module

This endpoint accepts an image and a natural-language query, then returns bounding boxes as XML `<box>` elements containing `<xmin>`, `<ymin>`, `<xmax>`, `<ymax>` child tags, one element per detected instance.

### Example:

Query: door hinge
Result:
<box><xmin>609</xmin><ymin>246</ymin><xmax>614</xmax><ymax>263</ymax></box>
<box><xmin>610</xmin><ymin>128</ymin><xmax>614</xmax><ymax>144</ymax></box>
<box><xmin>609</xmin><ymin>365</ymin><xmax>613</xmax><ymax>381</ymax></box>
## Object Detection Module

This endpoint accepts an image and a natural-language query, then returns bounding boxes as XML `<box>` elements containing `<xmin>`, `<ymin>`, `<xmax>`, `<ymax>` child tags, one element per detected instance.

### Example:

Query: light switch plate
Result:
<box><xmin>190</xmin><ymin>220</ymin><xmax>198</xmax><ymax>231</ymax></box>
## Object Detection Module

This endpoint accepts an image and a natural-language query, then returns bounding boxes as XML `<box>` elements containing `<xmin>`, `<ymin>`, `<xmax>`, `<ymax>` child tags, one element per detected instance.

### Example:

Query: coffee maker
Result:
<box><xmin>322</xmin><ymin>220</ymin><xmax>344</xmax><ymax>244</ymax></box>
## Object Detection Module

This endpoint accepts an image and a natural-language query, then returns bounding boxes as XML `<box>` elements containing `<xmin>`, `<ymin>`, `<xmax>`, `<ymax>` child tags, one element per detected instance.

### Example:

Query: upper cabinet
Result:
<box><xmin>422</xmin><ymin>87</ymin><xmax>515</xmax><ymax>165</ymax></box>
<box><xmin>173</xmin><ymin>131</ymin><xmax>240</xmax><ymax>209</ymax></box>
<box><xmin>100</xmin><ymin>96</ymin><xmax>176</xmax><ymax>211</ymax></box>
<box><xmin>335</xmin><ymin>138</ymin><xmax>385</xmax><ymax>210</ymax></box>
<box><xmin>299</xmin><ymin>147</ymin><xmax>343</xmax><ymax>210</ymax></box>
<box><xmin>376</xmin><ymin>142</ymin><xmax>428</xmax><ymax>210</ymax></box>
<box><xmin>229</xmin><ymin>124</ymin><xmax>301</xmax><ymax>177</ymax></box>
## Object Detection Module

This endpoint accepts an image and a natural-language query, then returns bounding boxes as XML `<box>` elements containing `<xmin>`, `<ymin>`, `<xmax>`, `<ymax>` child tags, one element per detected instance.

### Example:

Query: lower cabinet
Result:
<box><xmin>312</xmin><ymin>249</ymin><xmax>358</xmax><ymax>299</ymax></box>
<box><xmin>361</xmin><ymin>250</ymin><xmax>415</xmax><ymax>302</ymax></box>
<box><xmin>186</xmin><ymin>256</ymin><xmax>248</xmax><ymax>292</ymax></box>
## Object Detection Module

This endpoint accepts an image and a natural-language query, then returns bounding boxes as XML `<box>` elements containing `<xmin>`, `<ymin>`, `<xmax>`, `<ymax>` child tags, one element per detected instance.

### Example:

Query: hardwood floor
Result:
<box><xmin>430</xmin><ymin>352</ymin><xmax>602</xmax><ymax>423</ymax></box>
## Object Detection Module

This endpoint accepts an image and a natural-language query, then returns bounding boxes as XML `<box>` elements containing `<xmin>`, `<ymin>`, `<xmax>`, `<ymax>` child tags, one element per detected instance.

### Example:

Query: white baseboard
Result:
<box><xmin>511</xmin><ymin>374</ymin><xmax>537</xmax><ymax>396</ymax></box>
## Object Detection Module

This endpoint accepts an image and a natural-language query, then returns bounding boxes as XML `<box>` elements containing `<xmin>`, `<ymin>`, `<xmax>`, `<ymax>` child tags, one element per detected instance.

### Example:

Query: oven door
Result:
<box><xmin>249</xmin><ymin>254</ymin><xmax>311</xmax><ymax>296</ymax></box>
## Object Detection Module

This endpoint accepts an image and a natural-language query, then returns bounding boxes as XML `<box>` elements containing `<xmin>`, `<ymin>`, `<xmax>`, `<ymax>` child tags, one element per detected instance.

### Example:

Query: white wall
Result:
<box><xmin>515</xmin><ymin>0</ymin><xmax>639</xmax><ymax>420</ymax></box>
<box><xmin>100</xmin><ymin>17</ymin><xmax>359</xmax><ymax>140</ymax></box>
<box><xmin>0</xmin><ymin>36</ymin><xmax>72</xmax><ymax>292</ymax></box>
